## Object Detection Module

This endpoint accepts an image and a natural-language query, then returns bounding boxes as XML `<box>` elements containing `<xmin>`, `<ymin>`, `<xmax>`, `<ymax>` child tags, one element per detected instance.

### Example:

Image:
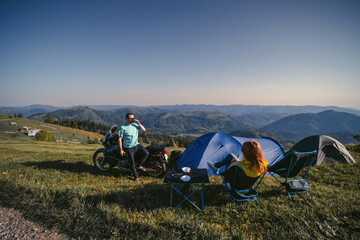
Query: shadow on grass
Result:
<box><xmin>0</xmin><ymin>180</ymin><xmax>222</xmax><ymax>239</ymax></box>
<box><xmin>21</xmin><ymin>160</ymin><xmax>131</xmax><ymax>179</ymax></box>
<box><xmin>87</xmin><ymin>183</ymin><xmax>171</xmax><ymax>211</ymax></box>
<box><xmin>86</xmin><ymin>182</ymin><xmax>240</xmax><ymax>212</ymax></box>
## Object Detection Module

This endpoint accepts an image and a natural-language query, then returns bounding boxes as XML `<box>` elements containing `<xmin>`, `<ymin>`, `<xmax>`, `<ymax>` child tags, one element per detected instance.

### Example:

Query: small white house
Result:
<box><xmin>10</xmin><ymin>122</ymin><xmax>17</xmax><ymax>126</ymax></box>
<box><xmin>28</xmin><ymin>129</ymin><xmax>41</xmax><ymax>137</ymax></box>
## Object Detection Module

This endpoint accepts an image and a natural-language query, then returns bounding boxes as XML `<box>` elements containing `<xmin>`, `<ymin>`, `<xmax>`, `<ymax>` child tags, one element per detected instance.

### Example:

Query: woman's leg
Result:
<box><xmin>214</xmin><ymin>153</ymin><xmax>237</xmax><ymax>168</ymax></box>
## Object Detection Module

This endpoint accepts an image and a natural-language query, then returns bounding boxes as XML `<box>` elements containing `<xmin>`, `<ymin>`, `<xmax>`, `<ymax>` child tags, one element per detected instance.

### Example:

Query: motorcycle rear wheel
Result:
<box><xmin>93</xmin><ymin>150</ymin><xmax>112</xmax><ymax>171</ymax></box>
<box><xmin>146</xmin><ymin>162</ymin><xmax>166</xmax><ymax>178</ymax></box>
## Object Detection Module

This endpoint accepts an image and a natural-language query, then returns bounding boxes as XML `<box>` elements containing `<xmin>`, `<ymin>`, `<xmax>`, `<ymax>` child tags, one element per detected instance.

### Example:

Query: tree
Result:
<box><xmin>35</xmin><ymin>130</ymin><xmax>54</xmax><ymax>142</ymax></box>
<box><xmin>71</xmin><ymin>120</ymin><xmax>78</xmax><ymax>129</ymax></box>
<box><xmin>171</xmin><ymin>137</ymin><xmax>178</xmax><ymax>148</ymax></box>
<box><xmin>354</xmin><ymin>131</ymin><xmax>360</xmax><ymax>142</ymax></box>
<box><xmin>45</xmin><ymin>116</ymin><xmax>54</xmax><ymax>124</ymax></box>
<box><xmin>18</xmin><ymin>113</ymin><xmax>23</xmax><ymax>118</ymax></box>
<box><xmin>8</xmin><ymin>113</ymin><xmax>12</xmax><ymax>118</ymax></box>
<box><xmin>14</xmin><ymin>113</ymin><xmax>17</xmax><ymax>118</ymax></box>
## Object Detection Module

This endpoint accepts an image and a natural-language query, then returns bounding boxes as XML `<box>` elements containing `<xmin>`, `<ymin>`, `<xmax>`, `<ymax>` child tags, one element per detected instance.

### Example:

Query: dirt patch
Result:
<box><xmin>0</xmin><ymin>206</ymin><xmax>76</xmax><ymax>239</ymax></box>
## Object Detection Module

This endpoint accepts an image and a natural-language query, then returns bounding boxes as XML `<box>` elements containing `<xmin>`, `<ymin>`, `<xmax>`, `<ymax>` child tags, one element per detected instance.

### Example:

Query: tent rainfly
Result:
<box><xmin>290</xmin><ymin>135</ymin><xmax>355</xmax><ymax>165</ymax></box>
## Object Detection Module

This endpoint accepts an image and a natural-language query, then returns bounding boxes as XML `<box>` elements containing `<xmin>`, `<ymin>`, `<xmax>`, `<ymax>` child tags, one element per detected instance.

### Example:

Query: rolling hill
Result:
<box><xmin>0</xmin><ymin>113</ymin><xmax>103</xmax><ymax>143</ymax></box>
<box><xmin>28</xmin><ymin>107</ymin><xmax>253</xmax><ymax>134</ymax></box>
<box><xmin>0</xmin><ymin>104</ymin><xmax>63</xmax><ymax>117</ymax></box>
<box><xmin>261</xmin><ymin>110</ymin><xmax>360</xmax><ymax>143</ymax></box>
<box><xmin>140</xmin><ymin>111</ymin><xmax>252</xmax><ymax>134</ymax></box>
<box><xmin>29</xmin><ymin>106</ymin><xmax>123</xmax><ymax>125</ymax></box>
<box><xmin>24</xmin><ymin>106</ymin><xmax>360</xmax><ymax>144</ymax></box>
<box><xmin>156</xmin><ymin>104</ymin><xmax>360</xmax><ymax>117</ymax></box>
<box><xmin>0</xmin><ymin>104</ymin><xmax>360</xmax><ymax>128</ymax></box>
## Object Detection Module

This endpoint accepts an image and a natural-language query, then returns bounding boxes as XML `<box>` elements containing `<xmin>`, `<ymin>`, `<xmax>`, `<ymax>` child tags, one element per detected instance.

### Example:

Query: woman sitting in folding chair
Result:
<box><xmin>207</xmin><ymin>140</ymin><xmax>268</xmax><ymax>204</ymax></box>
<box><xmin>208</xmin><ymin>140</ymin><xmax>268</xmax><ymax>177</ymax></box>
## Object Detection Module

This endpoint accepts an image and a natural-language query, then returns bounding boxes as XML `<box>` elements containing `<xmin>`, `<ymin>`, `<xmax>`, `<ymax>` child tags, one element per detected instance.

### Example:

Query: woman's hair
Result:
<box><xmin>241</xmin><ymin>140</ymin><xmax>267</xmax><ymax>172</ymax></box>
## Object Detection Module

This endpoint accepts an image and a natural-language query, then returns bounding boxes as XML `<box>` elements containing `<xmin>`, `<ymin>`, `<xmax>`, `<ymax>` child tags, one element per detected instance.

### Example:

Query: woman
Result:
<box><xmin>208</xmin><ymin>140</ymin><xmax>268</xmax><ymax>177</ymax></box>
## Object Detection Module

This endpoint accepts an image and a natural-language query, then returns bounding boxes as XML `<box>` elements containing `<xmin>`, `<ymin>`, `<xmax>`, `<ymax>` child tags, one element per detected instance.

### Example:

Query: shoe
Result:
<box><xmin>137</xmin><ymin>166</ymin><xmax>147</xmax><ymax>172</ymax></box>
<box><xmin>134</xmin><ymin>178</ymin><xmax>140</xmax><ymax>182</ymax></box>
<box><xmin>207</xmin><ymin>161</ymin><xmax>219</xmax><ymax>174</ymax></box>
<box><xmin>222</xmin><ymin>180</ymin><xmax>231</xmax><ymax>190</ymax></box>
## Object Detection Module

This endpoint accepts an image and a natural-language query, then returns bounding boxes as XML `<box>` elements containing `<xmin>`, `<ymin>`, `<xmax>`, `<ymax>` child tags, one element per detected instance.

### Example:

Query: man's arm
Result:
<box><xmin>118</xmin><ymin>137</ymin><xmax>125</xmax><ymax>155</ymax></box>
<box><xmin>135</xmin><ymin>120</ymin><xmax>146</xmax><ymax>132</ymax></box>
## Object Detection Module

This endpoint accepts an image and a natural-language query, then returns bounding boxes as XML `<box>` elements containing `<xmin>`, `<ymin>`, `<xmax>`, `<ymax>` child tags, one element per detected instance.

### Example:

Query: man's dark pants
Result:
<box><xmin>126</xmin><ymin>144</ymin><xmax>149</xmax><ymax>178</ymax></box>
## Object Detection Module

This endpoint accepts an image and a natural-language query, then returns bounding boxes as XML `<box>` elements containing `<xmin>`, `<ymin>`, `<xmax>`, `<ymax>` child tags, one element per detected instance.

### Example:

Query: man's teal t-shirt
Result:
<box><xmin>119</xmin><ymin>123</ymin><xmax>141</xmax><ymax>148</ymax></box>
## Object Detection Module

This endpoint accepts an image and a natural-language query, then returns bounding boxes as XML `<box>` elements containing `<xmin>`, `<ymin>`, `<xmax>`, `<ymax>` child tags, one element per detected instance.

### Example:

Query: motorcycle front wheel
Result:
<box><xmin>93</xmin><ymin>150</ymin><xmax>112</xmax><ymax>171</ymax></box>
<box><xmin>145</xmin><ymin>162</ymin><xmax>166</xmax><ymax>178</ymax></box>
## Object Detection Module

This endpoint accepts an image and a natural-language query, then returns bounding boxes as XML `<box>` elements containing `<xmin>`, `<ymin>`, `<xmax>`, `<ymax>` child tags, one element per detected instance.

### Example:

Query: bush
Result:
<box><xmin>354</xmin><ymin>131</ymin><xmax>360</xmax><ymax>142</ymax></box>
<box><xmin>87</xmin><ymin>138</ymin><xmax>99</xmax><ymax>144</ymax></box>
<box><xmin>10</xmin><ymin>133</ymin><xmax>19</xmax><ymax>138</ymax></box>
<box><xmin>44</xmin><ymin>116</ymin><xmax>54</xmax><ymax>124</ymax></box>
<box><xmin>35</xmin><ymin>130</ymin><xmax>54</xmax><ymax>142</ymax></box>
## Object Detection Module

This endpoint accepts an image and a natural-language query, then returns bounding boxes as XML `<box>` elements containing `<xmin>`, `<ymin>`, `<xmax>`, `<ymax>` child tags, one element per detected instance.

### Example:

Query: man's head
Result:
<box><xmin>125</xmin><ymin>113</ymin><xmax>134</xmax><ymax>123</ymax></box>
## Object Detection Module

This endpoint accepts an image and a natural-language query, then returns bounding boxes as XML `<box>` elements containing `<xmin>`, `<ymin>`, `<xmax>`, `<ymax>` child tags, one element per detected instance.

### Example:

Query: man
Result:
<box><xmin>118</xmin><ymin>113</ymin><xmax>149</xmax><ymax>182</ymax></box>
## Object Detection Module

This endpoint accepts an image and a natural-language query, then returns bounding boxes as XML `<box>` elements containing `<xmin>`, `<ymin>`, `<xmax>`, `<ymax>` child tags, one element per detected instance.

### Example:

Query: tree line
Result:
<box><xmin>8</xmin><ymin>113</ymin><xmax>23</xmax><ymax>118</ymax></box>
<box><xmin>44</xmin><ymin>115</ymin><xmax>195</xmax><ymax>147</ymax></box>
<box><xmin>45</xmin><ymin>116</ymin><xmax>109</xmax><ymax>135</ymax></box>
<box><xmin>139</xmin><ymin>133</ymin><xmax>195</xmax><ymax>148</ymax></box>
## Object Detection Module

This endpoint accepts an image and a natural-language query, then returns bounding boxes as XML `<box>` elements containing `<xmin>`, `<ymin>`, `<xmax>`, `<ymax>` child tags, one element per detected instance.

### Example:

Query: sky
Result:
<box><xmin>0</xmin><ymin>0</ymin><xmax>359</xmax><ymax>109</ymax></box>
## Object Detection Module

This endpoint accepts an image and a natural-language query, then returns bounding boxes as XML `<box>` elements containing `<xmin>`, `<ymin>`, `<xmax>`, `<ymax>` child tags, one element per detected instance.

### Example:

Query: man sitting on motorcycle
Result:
<box><xmin>102</xmin><ymin>125</ymin><xmax>119</xmax><ymax>149</ymax></box>
<box><xmin>118</xmin><ymin>113</ymin><xmax>149</xmax><ymax>182</ymax></box>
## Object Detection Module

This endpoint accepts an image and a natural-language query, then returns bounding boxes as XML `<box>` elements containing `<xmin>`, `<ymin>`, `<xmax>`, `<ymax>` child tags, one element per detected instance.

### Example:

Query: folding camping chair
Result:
<box><xmin>220</xmin><ymin>165</ymin><xmax>265</xmax><ymax>205</ymax></box>
<box><xmin>267</xmin><ymin>150</ymin><xmax>317</xmax><ymax>199</ymax></box>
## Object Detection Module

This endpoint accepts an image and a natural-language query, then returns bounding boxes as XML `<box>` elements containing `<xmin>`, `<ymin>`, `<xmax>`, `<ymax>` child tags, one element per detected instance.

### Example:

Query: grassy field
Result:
<box><xmin>0</xmin><ymin>113</ymin><xmax>103</xmax><ymax>143</ymax></box>
<box><xmin>0</xmin><ymin>120</ymin><xmax>359</xmax><ymax>239</ymax></box>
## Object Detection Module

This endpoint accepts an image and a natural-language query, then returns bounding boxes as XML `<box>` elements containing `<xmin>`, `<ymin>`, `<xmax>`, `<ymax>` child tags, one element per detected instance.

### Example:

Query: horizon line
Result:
<box><xmin>1</xmin><ymin>103</ymin><xmax>360</xmax><ymax>111</ymax></box>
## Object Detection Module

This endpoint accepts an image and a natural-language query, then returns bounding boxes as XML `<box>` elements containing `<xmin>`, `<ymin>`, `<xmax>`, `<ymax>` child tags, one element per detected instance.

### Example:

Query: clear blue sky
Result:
<box><xmin>0</xmin><ymin>0</ymin><xmax>359</xmax><ymax>109</ymax></box>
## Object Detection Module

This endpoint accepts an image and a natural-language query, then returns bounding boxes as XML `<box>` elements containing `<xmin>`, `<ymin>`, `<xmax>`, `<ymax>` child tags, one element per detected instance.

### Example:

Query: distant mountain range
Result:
<box><xmin>1</xmin><ymin>104</ymin><xmax>359</xmax><ymax>144</ymax></box>
<box><xmin>154</xmin><ymin>104</ymin><xmax>360</xmax><ymax>117</ymax></box>
<box><xmin>261</xmin><ymin>110</ymin><xmax>360</xmax><ymax>143</ymax></box>
<box><xmin>30</xmin><ymin>106</ymin><xmax>123</xmax><ymax>125</ymax></box>
<box><xmin>29</xmin><ymin>106</ymin><xmax>252</xmax><ymax>135</ymax></box>
<box><xmin>2</xmin><ymin>104</ymin><xmax>360</xmax><ymax>126</ymax></box>
<box><xmin>0</xmin><ymin>104</ymin><xmax>61</xmax><ymax>117</ymax></box>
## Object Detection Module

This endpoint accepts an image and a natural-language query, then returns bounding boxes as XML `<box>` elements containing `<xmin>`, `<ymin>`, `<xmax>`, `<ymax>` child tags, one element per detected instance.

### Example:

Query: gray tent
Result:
<box><xmin>290</xmin><ymin>135</ymin><xmax>355</xmax><ymax>165</ymax></box>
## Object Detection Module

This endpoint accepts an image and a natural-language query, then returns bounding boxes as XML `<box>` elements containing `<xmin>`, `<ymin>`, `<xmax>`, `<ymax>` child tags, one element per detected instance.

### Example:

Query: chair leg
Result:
<box><xmin>276</xmin><ymin>184</ymin><xmax>283</xmax><ymax>191</ymax></box>
<box><xmin>287</xmin><ymin>191</ymin><xmax>292</xmax><ymax>200</ymax></box>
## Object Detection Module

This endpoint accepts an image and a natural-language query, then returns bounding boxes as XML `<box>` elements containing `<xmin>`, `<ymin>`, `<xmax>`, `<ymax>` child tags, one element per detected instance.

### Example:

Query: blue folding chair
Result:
<box><xmin>267</xmin><ymin>150</ymin><xmax>317</xmax><ymax>199</ymax></box>
<box><xmin>220</xmin><ymin>165</ymin><xmax>265</xmax><ymax>205</ymax></box>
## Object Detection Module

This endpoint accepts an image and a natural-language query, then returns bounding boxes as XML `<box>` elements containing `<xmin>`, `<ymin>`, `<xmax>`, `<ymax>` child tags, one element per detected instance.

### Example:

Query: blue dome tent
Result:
<box><xmin>176</xmin><ymin>133</ymin><xmax>285</xmax><ymax>176</ymax></box>
<box><xmin>176</xmin><ymin>132</ymin><xmax>243</xmax><ymax>175</ymax></box>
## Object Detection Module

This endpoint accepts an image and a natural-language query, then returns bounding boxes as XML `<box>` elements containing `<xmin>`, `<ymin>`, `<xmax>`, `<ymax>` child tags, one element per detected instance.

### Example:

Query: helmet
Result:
<box><xmin>110</xmin><ymin>125</ymin><xmax>119</xmax><ymax>134</ymax></box>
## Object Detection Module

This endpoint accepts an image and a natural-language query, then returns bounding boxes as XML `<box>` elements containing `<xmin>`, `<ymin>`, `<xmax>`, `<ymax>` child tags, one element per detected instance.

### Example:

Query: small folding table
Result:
<box><xmin>164</xmin><ymin>168</ymin><xmax>209</xmax><ymax>212</ymax></box>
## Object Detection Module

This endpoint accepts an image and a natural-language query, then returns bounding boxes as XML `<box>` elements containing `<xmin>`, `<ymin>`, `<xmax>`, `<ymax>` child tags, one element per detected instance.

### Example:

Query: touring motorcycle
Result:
<box><xmin>93</xmin><ymin>144</ymin><xmax>169</xmax><ymax>177</ymax></box>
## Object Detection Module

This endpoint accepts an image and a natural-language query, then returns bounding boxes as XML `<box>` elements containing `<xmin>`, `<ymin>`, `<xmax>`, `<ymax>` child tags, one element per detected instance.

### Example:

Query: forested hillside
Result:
<box><xmin>25</xmin><ymin>107</ymin><xmax>360</xmax><ymax>145</ymax></box>
<box><xmin>29</xmin><ymin>107</ymin><xmax>253</xmax><ymax>134</ymax></box>
<box><xmin>261</xmin><ymin>110</ymin><xmax>360</xmax><ymax>143</ymax></box>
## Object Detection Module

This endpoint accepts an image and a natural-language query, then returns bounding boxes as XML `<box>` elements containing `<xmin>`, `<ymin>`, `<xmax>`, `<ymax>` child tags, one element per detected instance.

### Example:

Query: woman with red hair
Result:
<box><xmin>208</xmin><ymin>140</ymin><xmax>268</xmax><ymax>177</ymax></box>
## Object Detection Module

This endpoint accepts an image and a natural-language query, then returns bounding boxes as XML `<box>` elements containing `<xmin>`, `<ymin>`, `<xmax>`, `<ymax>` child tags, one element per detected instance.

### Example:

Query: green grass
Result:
<box><xmin>0</xmin><ymin>138</ymin><xmax>359</xmax><ymax>239</ymax></box>
<box><xmin>0</xmin><ymin>114</ymin><xmax>103</xmax><ymax>143</ymax></box>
